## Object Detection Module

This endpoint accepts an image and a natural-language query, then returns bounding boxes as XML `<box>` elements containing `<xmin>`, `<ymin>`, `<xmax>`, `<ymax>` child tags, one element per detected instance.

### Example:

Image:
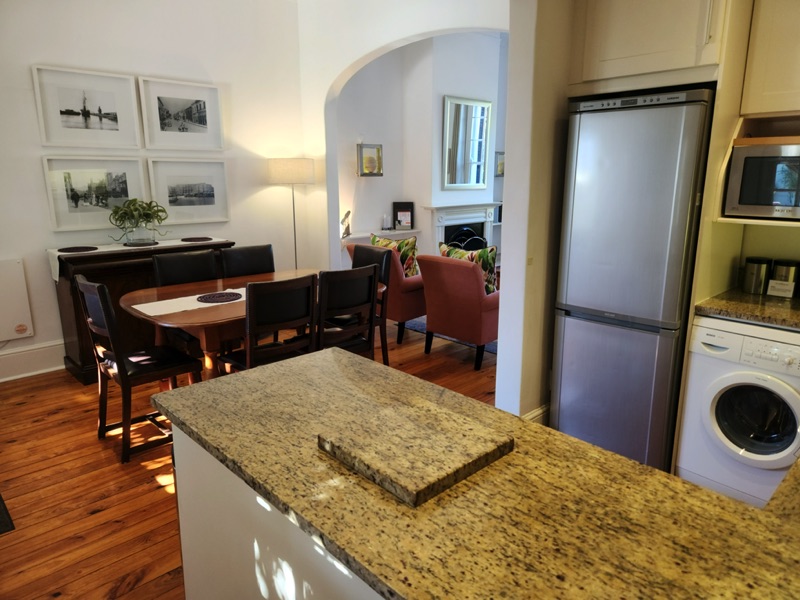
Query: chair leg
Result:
<box><xmin>189</xmin><ymin>369</ymin><xmax>201</xmax><ymax>384</ymax></box>
<box><xmin>97</xmin><ymin>371</ymin><xmax>108</xmax><ymax>439</ymax></box>
<box><xmin>120</xmin><ymin>387</ymin><xmax>133</xmax><ymax>463</ymax></box>
<box><xmin>397</xmin><ymin>322</ymin><xmax>406</xmax><ymax>344</ymax></box>
<box><xmin>424</xmin><ymin>331</ymin><xmax>433</xmax><ymax>354</ymax></box>
<box><xmin>379</xmin><ymin>319</ymin><xmax>389</xmax><ymax>366</ymax></box>
<box><xmin>474</xmin><ymin>345</ymin><xmax>486</xmax><ymax>370</ymax></box>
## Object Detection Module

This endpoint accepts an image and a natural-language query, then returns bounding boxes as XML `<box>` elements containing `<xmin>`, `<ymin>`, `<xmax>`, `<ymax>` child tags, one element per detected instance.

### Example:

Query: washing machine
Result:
<box><xmin>675</xmin><ymin>315</ymin><xmax>800</xmax><ymax>507</ymax></box>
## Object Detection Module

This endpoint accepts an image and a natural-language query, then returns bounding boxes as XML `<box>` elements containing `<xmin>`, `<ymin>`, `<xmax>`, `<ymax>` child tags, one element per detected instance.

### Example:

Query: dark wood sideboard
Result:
<box><xmin>53</xmin><ymin>239</ymin><xmax>235</xmax><ymax>384</ymax></box>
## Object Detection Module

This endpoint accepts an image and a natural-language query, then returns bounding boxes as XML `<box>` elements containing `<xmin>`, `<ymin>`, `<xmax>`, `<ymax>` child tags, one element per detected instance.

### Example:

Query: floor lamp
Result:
<box><xmin>266</xmin><ymin>158</ymin><xmax>315</xmax><ymax>269</ymax></box>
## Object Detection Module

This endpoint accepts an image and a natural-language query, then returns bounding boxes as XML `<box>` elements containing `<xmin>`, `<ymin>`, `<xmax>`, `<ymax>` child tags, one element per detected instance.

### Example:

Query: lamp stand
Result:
<box><xmin>291</xmin><ymin>184</ymin><xmax>298</xmax><ymax>269</ymax></box>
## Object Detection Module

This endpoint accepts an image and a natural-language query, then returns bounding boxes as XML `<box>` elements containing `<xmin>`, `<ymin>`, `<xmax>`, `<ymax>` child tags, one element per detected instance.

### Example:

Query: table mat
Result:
<box><xmin>133</xmin><ymin>288</ymin><xmax>246</xmax><ymax>316</ymax></box>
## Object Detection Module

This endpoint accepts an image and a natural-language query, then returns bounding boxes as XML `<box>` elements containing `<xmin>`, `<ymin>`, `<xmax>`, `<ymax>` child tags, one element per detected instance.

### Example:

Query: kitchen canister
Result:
<box><xmin>771</xmin><ymin>259</ymin><xmax>798</xmax><ymax>284</ymax></box>
<box><xmin>742</xmin><ymin>256</ymin><xmax>772</xmax><ymax>294</ymax></box>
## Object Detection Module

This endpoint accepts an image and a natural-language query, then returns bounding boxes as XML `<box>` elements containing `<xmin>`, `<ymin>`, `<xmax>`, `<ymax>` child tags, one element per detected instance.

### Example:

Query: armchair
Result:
<box><xmin>416</xmin><ymin>254</ymin><xmax>499</xmax><ymax>370</ymax></box>
<box><xmin>346</xmin><ymin>243</ymin><xmax>425</xmax><ymax>344</ymax></box>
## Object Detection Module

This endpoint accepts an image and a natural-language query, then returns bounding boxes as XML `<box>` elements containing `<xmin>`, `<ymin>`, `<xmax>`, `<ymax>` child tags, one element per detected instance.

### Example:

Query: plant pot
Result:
<box><xmin>124</xmin><ymin>225</ymin><xmax>158</xmax><ymax>247</ymax></box>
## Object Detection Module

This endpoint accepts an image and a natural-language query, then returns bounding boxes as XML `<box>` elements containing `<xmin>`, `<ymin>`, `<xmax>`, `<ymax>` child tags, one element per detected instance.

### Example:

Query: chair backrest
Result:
<box><xmin>74</xmin><ymin>274</ymin><xmax>130</xmax><ymax>385</ymax></box>
<box><xmin>221</xmin><ymin>244</ymin><xmax>276</xmax><ymax>278</ymax></box>
<box><xmin>317</xmin><ymin>264</ymin><xmax>379</xmax><ymax>356</ymax></box>
<box><xmin>351</xmin><ymin>244</ymin><xmax>391</xmax><ymax>317</ymax></box>
<box><xmin>243</xmin><ymin>274</ymin><xmax>318</xmax><ymax>368</ymax></box>
<box><xmin>416</xmin><ymin>254</ymin><xmax>487</xmax><ymax>321</ymax></box>
<box><xmin>351</xmin><ymin>244</ymin><xmax>391</xmax><ymax>285</ymax></box>
<box><xmin>152</xmin><ymin>249</ymin><xmax>218</xmax><ymax>286</ymax></box>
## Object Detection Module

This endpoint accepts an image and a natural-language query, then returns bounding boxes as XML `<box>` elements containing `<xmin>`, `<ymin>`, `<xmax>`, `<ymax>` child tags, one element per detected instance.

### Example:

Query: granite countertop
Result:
<box><xmin>695</xmin><ymin>288</ymin><xmax>800</xmax><ymax>330</ymax></box>
<box><xmin>153</xmin><ymin>348</ymin><xmax>800</xmax><ymax>599</ymax></box>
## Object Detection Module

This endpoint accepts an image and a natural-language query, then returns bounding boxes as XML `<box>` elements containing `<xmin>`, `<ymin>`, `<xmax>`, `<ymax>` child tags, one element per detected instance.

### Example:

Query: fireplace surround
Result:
<box><xmin>423</xmin><ymin>203</ymin><xmax>500</xmax><ymax>248</ymax></box>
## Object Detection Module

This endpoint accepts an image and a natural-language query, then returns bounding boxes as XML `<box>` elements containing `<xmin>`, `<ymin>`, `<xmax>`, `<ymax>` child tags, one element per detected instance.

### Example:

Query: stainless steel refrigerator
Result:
<box><xmin>551</xmin><ymin>88</ymin><xmax>713</xmax><ymax>472</ymax></box>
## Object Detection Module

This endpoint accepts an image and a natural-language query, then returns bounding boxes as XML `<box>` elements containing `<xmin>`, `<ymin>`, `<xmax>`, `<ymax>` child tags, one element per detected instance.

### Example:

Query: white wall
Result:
<box><xmin>336</xmin><ymin>51</ymin><xmax>406</xmax><ymax>240</ymax></box>
<box><xmin>495</xmin><ymin>0</ymin><xmax>574</xmax><ymax>418</ymax></box>
<box><xmin>429</xmin><ymin>34</ymin><xmax>503</xmax><ymax>208</ymax></box>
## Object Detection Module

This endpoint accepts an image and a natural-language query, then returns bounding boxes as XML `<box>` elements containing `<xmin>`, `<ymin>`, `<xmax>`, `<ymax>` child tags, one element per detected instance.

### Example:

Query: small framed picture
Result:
<box><xmin>43</xmin><ymin>156</ymin><xmax>147</xmax><ymax>231</ymax></box>
<box><xmin>357</xmin><ymin>143</ymin><xmax>383</xmax><ymax>176</ymax></box>
<box><xmin>32</xmin><ymin>66</ymin><xmax>141</xmax><ymax>148</ymax></box>
<box><xmin>139</xmin><ymin>77</ymin><xmax>223</xmax><ymax>150</ymax></box>
<box><xmin>148</xmin><ymin>159</ymin><xmax>229</xmax><ymax>225</ymax></box>
<box><xmin>393</xmin><ymin>201</ymin><xmax>414</xmax><ymax>230</ymax></box>
<box><xmin>495</xmin><ymin>151</ymin><xmax>505</xmax><ymax>177</ymax></box>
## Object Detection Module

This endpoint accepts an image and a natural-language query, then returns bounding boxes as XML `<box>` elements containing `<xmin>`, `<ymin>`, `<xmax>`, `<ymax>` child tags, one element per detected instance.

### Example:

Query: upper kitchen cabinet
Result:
<box><xmin>741</xmin><ymin>0</ymin><xmax>800</xmax><ymax>115</ymax></box>
<box><xmin>576</xmin><ymin>0</ymin><xmax>725</xmax><ymax>82</ymax></box>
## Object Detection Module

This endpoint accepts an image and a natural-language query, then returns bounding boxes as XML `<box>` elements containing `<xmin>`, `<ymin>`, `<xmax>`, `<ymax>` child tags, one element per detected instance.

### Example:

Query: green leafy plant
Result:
<box><xmin>108</xmin><ymin>198</ymin><xmax>169</xmax><ymax>241</ymax></box>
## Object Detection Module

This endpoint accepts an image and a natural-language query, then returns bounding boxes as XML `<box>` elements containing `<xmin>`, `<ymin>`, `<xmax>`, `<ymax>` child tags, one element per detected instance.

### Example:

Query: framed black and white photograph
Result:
<box><xmin>139</xmin><ymin>77</ymin><xmax>223</xmax><ymax>150</ymax></box>
<box><xmin>32</xmin><ymin>66</ymin><xmax>141</xmax><ymax>148</ymax></box>
<box><xmin>357</xmin><ymin>143</ymin><xmax>383</xmax><ymax>176</ymax></box>
<box><xmin>43</xmin><ymin>156</ymin><xmax>146</xmax><ymax>231</ymax></box>
<box><xmin>148</xmin><ymin>159</ymin><xmax>229</xmax><ymax>224</ymax></box>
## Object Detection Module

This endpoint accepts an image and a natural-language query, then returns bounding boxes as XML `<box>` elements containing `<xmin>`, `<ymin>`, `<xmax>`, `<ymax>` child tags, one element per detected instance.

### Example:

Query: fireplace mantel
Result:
<box><xmin>422</xmin><ymin>203</ymin><xmax>501</xmax><ymax>247</ymax></box>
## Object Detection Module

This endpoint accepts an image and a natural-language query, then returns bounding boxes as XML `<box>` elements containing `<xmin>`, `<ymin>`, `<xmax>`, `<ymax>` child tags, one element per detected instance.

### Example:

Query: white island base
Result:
<box><xmin>173</xmin><ymin>428</ymin><xmax>380</xmax><ymax>600</ymax></box>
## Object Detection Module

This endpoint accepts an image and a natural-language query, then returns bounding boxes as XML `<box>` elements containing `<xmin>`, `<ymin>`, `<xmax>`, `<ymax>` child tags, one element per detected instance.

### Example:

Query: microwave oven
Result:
<box><xmin>723</xmin><ymin>143</ymin><xmax>800</xmax><ymax>220</ymax></box>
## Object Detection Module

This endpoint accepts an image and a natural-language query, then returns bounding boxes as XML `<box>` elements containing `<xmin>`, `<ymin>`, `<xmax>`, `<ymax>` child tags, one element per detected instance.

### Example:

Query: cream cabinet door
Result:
<box><xmin>580</xmin><ymin>0</ymin><xmax>723</xmax><ymax>81</ymax></box>
<box><xmin>741</xmin><ymin>0</ymin><xmax>800</xmax><ymax>115</ymax></box>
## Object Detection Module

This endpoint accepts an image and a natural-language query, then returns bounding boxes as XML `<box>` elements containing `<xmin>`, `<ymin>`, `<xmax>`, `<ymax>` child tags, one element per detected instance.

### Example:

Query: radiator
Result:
<box><xmin>0</xmin><ymin>259</ymin><xmax>34</xmax><ymax>342</ymax></box>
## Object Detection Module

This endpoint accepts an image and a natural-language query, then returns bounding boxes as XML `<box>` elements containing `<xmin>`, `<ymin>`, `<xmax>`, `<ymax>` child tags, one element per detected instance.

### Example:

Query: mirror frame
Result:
<box><xmin>442</xmin><ymin>95</ymin><xmax>492</xmax><ymax>190</ymax></box>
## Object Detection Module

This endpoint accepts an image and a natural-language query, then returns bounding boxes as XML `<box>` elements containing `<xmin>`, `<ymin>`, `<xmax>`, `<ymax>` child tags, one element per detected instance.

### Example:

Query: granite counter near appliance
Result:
<box><xmin>695</xmin><ymin>288</ymin><xmax>800</xmax><ymax>330</ymax></box>
<box><xmin>153</xmin><ymin>348</ymin><xmax>800</xmax><ymax>599</ymax></box>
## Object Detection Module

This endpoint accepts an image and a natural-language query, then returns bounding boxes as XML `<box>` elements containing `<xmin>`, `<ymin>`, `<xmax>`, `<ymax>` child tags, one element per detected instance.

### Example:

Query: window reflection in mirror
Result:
<box><xmin>442</xmin><ymin>96</ymin><xmax>492</xmax><ymax>190</ymax></box>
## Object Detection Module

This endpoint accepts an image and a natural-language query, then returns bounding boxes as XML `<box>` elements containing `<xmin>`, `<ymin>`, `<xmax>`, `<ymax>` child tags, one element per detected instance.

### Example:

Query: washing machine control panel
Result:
<box><xmin>741</xmin><ymin>337</ymin><xmax>800</xmax><ymax>377</ymax></box>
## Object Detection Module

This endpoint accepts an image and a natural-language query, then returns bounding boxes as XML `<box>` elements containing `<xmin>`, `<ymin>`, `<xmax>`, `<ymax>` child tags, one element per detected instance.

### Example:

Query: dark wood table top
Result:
<box><xmin>119</xmin><ymin>269</ymin><xmax>318</xmax><ymax>329</ymax></box>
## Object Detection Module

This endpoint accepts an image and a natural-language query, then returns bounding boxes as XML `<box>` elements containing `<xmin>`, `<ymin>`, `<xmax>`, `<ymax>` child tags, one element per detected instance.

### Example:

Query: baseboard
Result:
<box><xmin>0</xmin><ymin>340</ymin><xmax>64</xmax><ymax>383</ymax></box>
<box><xmin>521</xmin><ymin>403</ymin><xmax>550</xmax><ymax>426</ymax></box>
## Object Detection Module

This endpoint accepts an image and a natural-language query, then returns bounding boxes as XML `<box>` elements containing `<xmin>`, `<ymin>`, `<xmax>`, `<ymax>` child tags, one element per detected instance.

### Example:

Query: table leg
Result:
<box><xmin>202</xmin><ymin>350</ymin><xmax>220</xmax><ymax>380</ymax></box>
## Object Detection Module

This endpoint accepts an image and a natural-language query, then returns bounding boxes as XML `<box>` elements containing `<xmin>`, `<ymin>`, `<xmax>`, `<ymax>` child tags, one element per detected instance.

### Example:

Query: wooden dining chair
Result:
<box><xmin>217</xmin><ymin>274</ymin><xmax>318</xmax><ymax>373</ymax></box>
<box><xmin>346</xmin><ymin>243</ymin><xmax>425</xmax><ymax>345</ymax></box>
<box><xmin>74</xmin><ymin>274</ymin><xmax>203</xmax><ymax>463</ymax></box>
<box><xmin>152</xmin><ymin>249</ymin><xmax>218</xmax><ymax>286</ymax></box>
<box><xmin>152</xmin><ymin>249</ymin><xmax>220</xmax><ymax>356</ymax></box>
<box><xmin>317</xmin><ymin>265</ymin><xmax>379</xmax><ymax>360</ymax></box>
<box><xmin>220</xmin><ymin>244</ymin><xmax>276</xmax><ymax>278</ymax></box>
<box><xmin>220</xmin><ymin>244</ymin><xmax>279</xmax><ymax>347</ymax></box>
<box><xmin>350</xmin><ymin>245</ymin><xmax>392</xmax><ymax>365</ymax></box>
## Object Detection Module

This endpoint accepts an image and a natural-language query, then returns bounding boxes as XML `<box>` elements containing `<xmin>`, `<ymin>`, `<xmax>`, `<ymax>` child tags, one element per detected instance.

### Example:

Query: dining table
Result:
<box><xmin>119</xmin><ymin>269</ymin><xmax>318</xmax><ymax>379</ymax></box>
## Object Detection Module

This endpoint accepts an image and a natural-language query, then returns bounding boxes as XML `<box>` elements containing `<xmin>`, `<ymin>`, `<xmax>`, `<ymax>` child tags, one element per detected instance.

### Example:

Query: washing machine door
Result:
<box><xmin>703</xmin><ymin>372</ymin><xmax>800</xmax><ymax>469</ymax></box>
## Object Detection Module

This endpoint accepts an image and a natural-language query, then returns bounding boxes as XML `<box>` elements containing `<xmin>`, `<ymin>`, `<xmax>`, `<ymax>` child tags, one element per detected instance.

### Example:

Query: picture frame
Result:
<box><xmin>32</xmin><ymin>66</ymin><xmax>141</xmax><ymax>148</ymax></box>
<box><xmin>392</xmin><ymin>201</ymin><xmax>414</xmax><ymax>230</ymax></box>
<box><xmin>148</xmin><ymin>159</ymin><xmax>229</xmax><ymax>225</ymax></box>
<box><xmin>139</xmin><ymin>77</ymin><xmax>223</xmax><ymax>150</ymax></box>
<box><xmin>495</xmin><ymin>151</ymin><xmax>505</xmax><ymax>177</ymax></box>
<box><xmin>357</xmin><ymin>143</ymin><xmax>383</xmax><ymax>176</ymax></box>
<box><xmin>43</xmin><ymin>156</ymin><xmax>147</xmax><ymax>231</ymax></box>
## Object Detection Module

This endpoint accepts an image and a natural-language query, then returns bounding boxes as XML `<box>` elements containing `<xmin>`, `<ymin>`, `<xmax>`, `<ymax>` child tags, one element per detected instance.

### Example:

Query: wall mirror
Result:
<box><xmin>442</xmin><ymin>95</ymin><xmax>492</xmax><ymax>190</ymax></box>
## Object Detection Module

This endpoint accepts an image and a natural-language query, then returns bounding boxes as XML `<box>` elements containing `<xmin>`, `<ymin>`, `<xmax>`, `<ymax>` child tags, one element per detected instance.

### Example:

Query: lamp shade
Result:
<box><xmin>266</xmin><ymin>158</ymin><xmax>315</xmax><ymax>185</ymax></box>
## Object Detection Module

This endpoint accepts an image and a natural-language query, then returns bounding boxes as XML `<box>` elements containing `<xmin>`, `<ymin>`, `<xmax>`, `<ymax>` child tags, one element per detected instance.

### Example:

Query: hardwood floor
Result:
<box><xmin>0</xmin><ymin>323</ymin><xmax>496</xmax><ymax>599</ymax></box>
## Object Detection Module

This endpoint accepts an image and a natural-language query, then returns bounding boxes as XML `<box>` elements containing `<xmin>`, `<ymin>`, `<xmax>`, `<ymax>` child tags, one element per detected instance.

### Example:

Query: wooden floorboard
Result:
<box><xmin>0</xmin><ymin>322</ymin><xmax>496</xmax><ymax>598</ymax></box>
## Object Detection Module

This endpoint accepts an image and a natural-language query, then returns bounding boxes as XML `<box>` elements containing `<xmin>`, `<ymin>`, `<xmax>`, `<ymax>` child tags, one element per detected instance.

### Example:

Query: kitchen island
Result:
<box><xmin>153</xmin><ymin>348</ymin><xmax>800</xmax><ymax>599</ymax></box>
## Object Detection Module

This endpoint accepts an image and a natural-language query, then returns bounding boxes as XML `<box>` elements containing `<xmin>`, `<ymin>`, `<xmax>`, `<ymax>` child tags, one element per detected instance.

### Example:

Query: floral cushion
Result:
<box><xmin>370</xmin><ymin>234</ymin><xmax>419</xmax><ymax>277</ymax></box>
<box><xmin>439</xmin><ymin>243</ymin><xmax>497</xmax><ymax>294</ymax></box>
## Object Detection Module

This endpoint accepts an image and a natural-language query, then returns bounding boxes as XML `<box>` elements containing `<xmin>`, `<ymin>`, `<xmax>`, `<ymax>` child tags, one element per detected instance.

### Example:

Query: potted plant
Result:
<box><xmin>109</xmin><ymin>198</ymin><xmax>169</xmax><ymax>246</ymax></box>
